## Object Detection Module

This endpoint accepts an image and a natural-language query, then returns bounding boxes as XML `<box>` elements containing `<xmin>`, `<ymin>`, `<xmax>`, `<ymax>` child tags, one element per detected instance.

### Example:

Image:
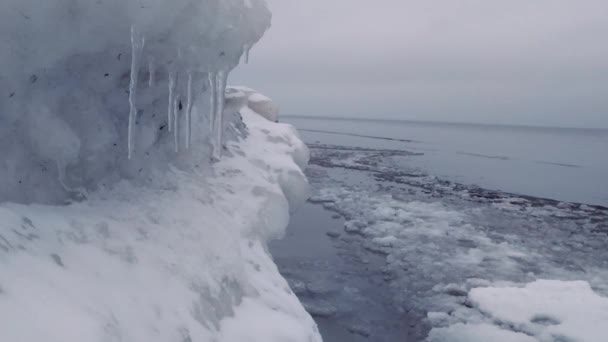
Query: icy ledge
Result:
<box><xmin>0</xmin><ymin>95</ymin><xmax>321</xmax><ymax>342</ymax></box>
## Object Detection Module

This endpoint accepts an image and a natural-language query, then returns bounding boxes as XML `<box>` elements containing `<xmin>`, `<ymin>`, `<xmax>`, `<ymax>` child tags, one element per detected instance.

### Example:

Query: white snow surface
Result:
<box><xmin>428</xmin><ymin>323</ymin><xmax>537</xmax><ymax>342</ymax></box>
<box><xmin>430</xmin><ymin>279</ymin><xmax>608</xmax><ymax>341</ymax></box>
<box><xmin>0</xmin><ymin>105</ymin><xmax>320</xmax><ymax>342</ymax></box>
<box><xmin>472</xmin><ymin>280</ymin><xmax>607</xmax><ymax>342</ymax></box>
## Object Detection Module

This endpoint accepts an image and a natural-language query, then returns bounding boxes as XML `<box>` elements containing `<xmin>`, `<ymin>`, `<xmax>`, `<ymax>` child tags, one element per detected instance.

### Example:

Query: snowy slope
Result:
<box><xmin>0</xmin><ymin>100</ymin><xmax>321</xmax><ymax>341</ymax></box>
<box><xmin>0</xmin><ymin>1</ymin><xmax>322</xmax><ymax>341</ymax></box>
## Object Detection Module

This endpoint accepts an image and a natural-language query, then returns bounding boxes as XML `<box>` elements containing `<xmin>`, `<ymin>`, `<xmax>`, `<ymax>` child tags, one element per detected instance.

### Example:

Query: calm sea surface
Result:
<box><xmin>284</xmin><ymin>116</ymin><xmax>608</xmax><ymax>207</ymax></box>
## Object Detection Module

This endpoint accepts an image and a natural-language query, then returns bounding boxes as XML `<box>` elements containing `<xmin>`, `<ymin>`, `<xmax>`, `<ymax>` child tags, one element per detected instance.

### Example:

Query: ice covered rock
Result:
<box><xmin>229</xmin><ymin>86</ymin><xmax>280</xmax><ymax>122</ymax></box>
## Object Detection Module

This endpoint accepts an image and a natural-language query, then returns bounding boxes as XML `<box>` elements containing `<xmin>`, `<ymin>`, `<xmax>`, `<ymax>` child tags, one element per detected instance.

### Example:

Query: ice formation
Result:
<box><xmin>230</xmin><ymin>86</ymin><xmax>280</xmax><ymax>122</ymax></box>
<box><xmin>0</xmin><ymin>0</ymin><xmax>272</xmax><ymax>204</ymax></box>
<box><xmin>301</xmin><ymin>141</ymin><xmax>608</xmax><ymax>341</ymax></box>
<box><xmin>168</xmin><ymin>70</ymin><xmax>177</xmax><ymax>133</ymax></box>
<box><xmin>0</xmin><ymin>1</ymin><xmax>322</xmax><ymax>341</ymax></box>
<box><xmin>128</xmin><ymin>26</ymin><xmax>146</xmax><ymax>159</ymax></box>
<box><xmin>244</xmin><ymin>45</ymin><xmax>252</xmax><ymax>64</ymax></box>
<box><xmin>429</xmin><ymin>280</ymin><xmax>608</xmax><ymax>342</ymax></box>
<box><xmin>0</xmin><ymin>102</ymin><xmax>319</xmax><ymax>342</ymax></box>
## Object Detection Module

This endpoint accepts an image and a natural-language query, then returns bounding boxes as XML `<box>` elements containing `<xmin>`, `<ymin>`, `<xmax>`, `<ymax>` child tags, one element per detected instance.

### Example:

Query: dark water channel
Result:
<box><xmin>270</xmin><ymin>202</ymin><xmax>414</xmax><ymax>342</ymax></box>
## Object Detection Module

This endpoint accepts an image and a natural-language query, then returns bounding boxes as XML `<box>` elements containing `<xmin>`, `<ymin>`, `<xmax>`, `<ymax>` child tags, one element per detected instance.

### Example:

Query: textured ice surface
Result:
<box><xmin>462</xmin><ymin>280</ymin><xmax>608</xmax><ymax>342</ymax></box>
<box><xmin>431</xmin><ymin>280</ymin><xmax>608</xmax><ymax>341</ymax></box>
<box><xmin>300</xmin><ymin>142</ymin><xmax>608</xmax><ymax>341</ymax></box>
<box><xmin>0</xmin><ymin>2</ymin><xmax>324</xmax><ymax>338</ymax></box>
<box><xmin>0</xmin><ymin>0</ymin><xmax>271</xmax><ymax>204</ymax></box>
<box><xmin>427</xmin><ymin>323</ymin><xmax>537</xmax><ymax>342</ymax></box>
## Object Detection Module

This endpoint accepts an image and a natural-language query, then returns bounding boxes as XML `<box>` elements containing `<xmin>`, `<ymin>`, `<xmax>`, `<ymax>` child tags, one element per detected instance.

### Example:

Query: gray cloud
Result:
<box><xmin>231</xmin><ymin>0</ymin><xmax>608</xmax><ymax>128</ymax></box>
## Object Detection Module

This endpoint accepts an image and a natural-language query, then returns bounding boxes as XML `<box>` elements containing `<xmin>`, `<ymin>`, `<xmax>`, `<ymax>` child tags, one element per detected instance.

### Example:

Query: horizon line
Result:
<box><xmin>282</xmin><ymin>114</ymin><xmax>608</xmax><ymax>131</ymax></box>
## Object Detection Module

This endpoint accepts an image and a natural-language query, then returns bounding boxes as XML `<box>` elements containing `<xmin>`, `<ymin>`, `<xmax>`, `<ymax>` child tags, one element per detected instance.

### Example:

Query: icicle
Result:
<box><xmin>128</xmin><ymin>26</ymin><xmax>145</xmax><ymax>160</ymax></box>
<box><xmin>244</xmin><ymin>45</ymin><xmax>251</xmax><ymax>64</ymax></box>
<box><xmin>167</xmin><ymin>70</ymin><xmax>176</xmax><ymax>132</ymax></box>
<box><xmin>212</xmin><ymin>70</ymin><xmax>228</xmax><ymax>160</ymax></box>
<box><xmin>148</xmin><ymin>57</ymin><xmax>155</xmax><ymax>87</ymax></box>
<box><xmin>174</xmin><ymin>94</ymin><xmax>181</xmax><ymax>153</ymax></box>
<box><xmin>185</xmin><ymin>71</ymin><xmax>194</xmax><ymax>149</ymax></box>
<box><xmin>208</xmin><ymin>71</ymin><xmax>218</xmax><ymax>132</ymax></box>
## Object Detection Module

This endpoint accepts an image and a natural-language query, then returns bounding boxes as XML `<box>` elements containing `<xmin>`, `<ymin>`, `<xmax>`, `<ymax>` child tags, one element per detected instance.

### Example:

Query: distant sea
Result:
<box><xmin>284</xmin><ymin>116</ymin><xmax>608</xmax><ymax>207</ymax></box>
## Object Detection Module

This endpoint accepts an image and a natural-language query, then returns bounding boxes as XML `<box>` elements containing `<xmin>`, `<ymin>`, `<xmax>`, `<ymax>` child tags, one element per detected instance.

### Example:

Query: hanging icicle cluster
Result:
<box><xmin>127</xmin><ymin>30</ymin><xmax>256</xmax><ymax>161</ymax></box>
<box><xmin>0</xmin><ymin>0</ymin><xmax>272</xmax><ymax>203</ymax></box>
<box><xmin>128</xmin><ymin>26</ymin><xmax>146</xmax><ymax>160</ymax></box>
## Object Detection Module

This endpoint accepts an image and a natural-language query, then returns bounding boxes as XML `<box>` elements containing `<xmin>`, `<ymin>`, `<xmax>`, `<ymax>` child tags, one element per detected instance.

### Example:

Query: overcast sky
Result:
<box><xmin>231</xmin><ymin>0</ymin><xmax>608</xmax><ymax>128</ymax></box>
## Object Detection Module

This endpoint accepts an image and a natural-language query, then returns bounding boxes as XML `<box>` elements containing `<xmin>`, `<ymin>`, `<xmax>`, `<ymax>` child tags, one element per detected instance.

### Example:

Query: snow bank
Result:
<box><xmin>429</xmin><ymin>280</ymin><xmax>608</xmax><ymax>342</ymax></box>
<box><xmin>0</xmin><ymin>102</ymin><xmax>319</xmax><ymax>341</ymax></box>
<box><xmin>1</xmin><ymin>1</ymin><xmax>321</xmax><ymax>341</ymax></box>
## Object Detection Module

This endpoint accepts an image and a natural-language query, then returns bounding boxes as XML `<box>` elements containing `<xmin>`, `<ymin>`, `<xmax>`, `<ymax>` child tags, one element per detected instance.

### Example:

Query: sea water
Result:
<box><xmin>284</xmin><ymin>116</ymin><xmax>608</xmax><ymax>207</ymax></box>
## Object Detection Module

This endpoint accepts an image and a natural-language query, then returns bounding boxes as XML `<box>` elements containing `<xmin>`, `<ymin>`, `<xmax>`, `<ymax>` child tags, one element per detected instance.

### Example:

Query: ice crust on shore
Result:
<box><xmin>0</xmin><ymin>1</ymin><xmax>322</xmax><ymax>340</ymax></box>
<box><xmin>430</xmin><ymin>280</ymin><xmax>608</xmax><ymax>342</ymax></box>
<box><xmin>0</xmin><ymin>99</ymin><xmax>319</xmax><ymax>342</ymax></box>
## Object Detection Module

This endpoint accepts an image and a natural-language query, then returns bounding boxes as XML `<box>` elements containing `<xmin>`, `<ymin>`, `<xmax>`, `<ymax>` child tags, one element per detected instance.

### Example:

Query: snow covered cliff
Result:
<box><xmin>0</xmin><ymin>1</ymin><xmax>321</xmax><ymax>341</ymax></box>
<box><xmin>0</xmin><ymin>98</ymin><xmax>320</xmax><ymax>341</ymax></box>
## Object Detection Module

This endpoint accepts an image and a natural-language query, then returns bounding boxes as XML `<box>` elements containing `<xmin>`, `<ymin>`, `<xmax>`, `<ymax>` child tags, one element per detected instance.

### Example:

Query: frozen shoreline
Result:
<box><xmin>0</xmin><ymin>107</ymin><xmax>321</xmax><ymax>342</ymax></box>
